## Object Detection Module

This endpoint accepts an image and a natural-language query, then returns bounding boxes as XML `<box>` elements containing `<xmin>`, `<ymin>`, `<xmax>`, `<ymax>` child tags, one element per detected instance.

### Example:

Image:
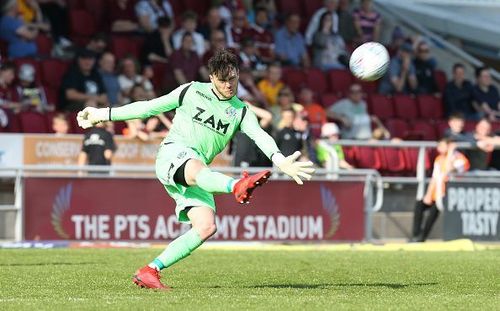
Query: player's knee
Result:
<box><xmin>196</xmin><ymin>222</ymin><xmax>217</xmax><ymax>240</ymax></box>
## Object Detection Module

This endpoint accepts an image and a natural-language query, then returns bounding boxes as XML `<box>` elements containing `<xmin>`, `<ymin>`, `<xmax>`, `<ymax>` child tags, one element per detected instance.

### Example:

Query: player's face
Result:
<box><xmin>210</xmin><ymin>69</ymin><xmax>239</xmax><ymax>99</ymax></box>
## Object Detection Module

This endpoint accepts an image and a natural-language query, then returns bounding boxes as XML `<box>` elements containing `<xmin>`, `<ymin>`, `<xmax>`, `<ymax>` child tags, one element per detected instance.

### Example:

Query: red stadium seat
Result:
<box><xmin>110</xmin><ymin>35</ymin><xmax>145</xmax><ymax>59</ymax></box>
<box><xmin>354</xmin><ymin>147</ymin><xmax>382</xmax><ymax>169</ymax></box>
<box><xmin>411</xmin><ymin>120</ymin><xmax>438</xmax><ymax>141</ymax></box>
<box><xmin>393</xmin><ymin>95</ymin><xmax>418</xmax><ymax>119</ymax></box>
<box><xmin>303</xmin><ymin>0</ymin><xmax>324</xmax><ymax>20</ymax></box>
<box><xmin>385</xmin><ymin>118</ymin><xmax>410</xmax><ymax>139</ymax></box>
<box><xmin>68</xmin><ymin>111</ymin><xmax>85</xmax><ymax>134</ymax></box>
<box><xmin>282</xmin><ymin>67</ymin><xmax>306</xmax><ymax>93</ymax></box>
<box><xmin>151</xmin><ymin>62</ymin><xmax>168</xmax><ymax>92</ymax></box>
<box><xmin>19</xmin><ymin>111</ymin><xmax>49</xmax><ymax>133</ymax></box>
<box><xmin>13</xmin><ymin>58</ymin><xmax>42</xmax><ymax>83</ymax></box>
<box><xmin>44</xmin><ymin>86</ymin><xmax>59</xmax><ymax>107</ymax></box>
<box><xmin>435</xmin><ymin>120</ymin><xmax>449</xmax><ymax>139</ymax></box>
<box><xmin>69</xmin><ymin>10</ymin><xmax>97</xmax><ymax>37</ymax></box>
<box><xmin>342</xmin><ymin>146</ymin><xmax>357</xmax><ymax>167</ymax></box>
<box><xmin>403</xmin><ymin>147</ymin><xmax>431</xmax><ymax>174</ymax></box>
<box><xmin>328</xmin><ymin>69</ymin><xmax>353</xmax><ymax>95</ymax></box>
<box><xmin>35</xmin><ymin>33</ymin><xmax>53</xmax><ymax>56</ymax></box>
<box><xmin>276</xmin><ymin>0</ymin><xmax>303</xmax><ymax>14</ymax></box>
<box><xmin>2</xmin><ymin>109</ymin><xmax>21</xmax><ymax>133</ymax></box>
<box><xmin>41</xmin><ymin>59</ymin><xmax>70</xmax><ymax>90</ymax></box>
<box><xmin>369</xmin><ymin>94</ymin><xmax>394</xmax><ymax>120</ymax></box>
<box><xmin>435</xmin><ymin>70</ymin><xmax>447</xmax><ymax>93</ymax></box>
<box><xmin>355</xmin><ymin>79</ymin><xmax>378</xmax><ymax>94</ymax></box>
<box><xmin>305</xmin><ymin>68</ymin><xmax>328</xmax><ymax>94</ymax></box>
<box><xmin>380</xmin><ymin>147</ymin><xmax>406</xmax><ymax>173</ymax></box>
<box><xmin>82</xmin><ymin>0</ymin><xmax>108</xmax><ymax>31</ymax></box>
<box><xmin>464</xmin><ymin>121</ymin><xmax>476</xmax><ymax>132</ymax></box>
<box><xmin>44</xmin><ymin>111</ymin><xmax>56</xmax><ymax>133</ymax></box>
<box><xmin>321</xmin><ymin>93</ymin><xmax>340</xmax><ymax>108</ymax></box>
<box><xmin>417</xmin><ymin>95</ymin><xmax>444</xmax><ymax>119</ymax></box>
<box><xmin>182</xmin><ymin>0</ymin><xmax>211</xmax><ymax>17</ymax></box>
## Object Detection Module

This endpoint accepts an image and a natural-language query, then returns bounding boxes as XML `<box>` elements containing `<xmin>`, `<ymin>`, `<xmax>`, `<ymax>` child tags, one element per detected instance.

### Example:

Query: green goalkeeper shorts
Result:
<box><xmin>155</xmin><ymin>142</ymin><xmax>215</xmax><ymax>223</ymax></box>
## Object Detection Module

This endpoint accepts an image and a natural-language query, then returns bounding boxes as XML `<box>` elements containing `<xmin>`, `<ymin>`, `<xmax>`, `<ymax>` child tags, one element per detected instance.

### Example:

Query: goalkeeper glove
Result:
<box><xmin>76</xmin><ymin>107</ymin><xmax>110</xmax><ymax>129</ymax></box>
<box><xmin>272</xmin><ymin>151</ymin><xmax>315</xmax><ymax>185</ymax></box>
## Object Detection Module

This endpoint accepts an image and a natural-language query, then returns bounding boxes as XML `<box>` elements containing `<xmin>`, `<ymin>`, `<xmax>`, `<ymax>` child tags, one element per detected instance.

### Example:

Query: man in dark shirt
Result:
<box><xmin>463</xmin><ymin>119</ymin><xmax>498</xmax><ymax>170</ymax></box>
<box><xmin>413</xmin><ymin>41</ymin><xmax>438</xmax><ymax>94</ymax></box>
<box><xmin>443</xmin><ymin>63</ymin><xmax>475</xmax><ymax>119</ymax></box>
<box><xmin>59</xmin><ymin>49</ymin><xmax>108</xmax><ymax>112</ymax></box>
<box><xmin>472</xmin><ymin>67</ymin><xmax>500</xmax><ymax>121</ymax></box>
<box><xmin>275</xmin><ymin>108</ymin><xmax>303</xmax><ymax>156</ymax></box>
<box><xmin>78</xmin><ymin>122</ymin><xmax>116</xmax><ymax>166</ymax></box>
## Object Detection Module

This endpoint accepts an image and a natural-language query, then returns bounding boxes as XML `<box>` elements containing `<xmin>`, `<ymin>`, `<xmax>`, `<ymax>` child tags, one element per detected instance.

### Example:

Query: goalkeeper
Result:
<box><xmin>77</xmin><ymin>49</ymin><xmax>315</xmax><ymax>290</ymax></box>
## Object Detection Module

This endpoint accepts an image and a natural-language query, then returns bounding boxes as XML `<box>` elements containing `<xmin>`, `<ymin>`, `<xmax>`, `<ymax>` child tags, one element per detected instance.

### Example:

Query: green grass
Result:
<box><xmin>0</xmin><ymin>248</ymin><xmax>498</xmax><ymax>310</ymax></box>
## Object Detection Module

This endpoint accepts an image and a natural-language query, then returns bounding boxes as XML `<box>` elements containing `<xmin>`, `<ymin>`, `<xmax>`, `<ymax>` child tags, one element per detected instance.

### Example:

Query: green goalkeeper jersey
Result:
<box><xmin>110</xmin><ymin>82</ymin><xmax>280</xmax><ymax>164</ymax></box>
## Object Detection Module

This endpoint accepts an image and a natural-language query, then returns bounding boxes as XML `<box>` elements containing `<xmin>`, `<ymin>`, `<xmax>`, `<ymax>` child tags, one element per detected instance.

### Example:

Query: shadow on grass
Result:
<box><xmin>0</xmin><ymin>262</ymin><xmax>101</xmax><ymax>267</ymax></box>
<box><xmin>251</xmin><ymin>282</ymin><xmax>438</xmax><ymax>289</ymax></box>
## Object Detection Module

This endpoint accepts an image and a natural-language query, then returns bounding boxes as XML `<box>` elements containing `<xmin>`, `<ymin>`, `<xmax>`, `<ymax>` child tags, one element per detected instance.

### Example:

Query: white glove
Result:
<box><xmin>273</xmin><ymin>151</ymin><xmax>315</xmax><ymax>185</ymax></box>
<box><xmin>76</xmin><ymin>107</ymin><xmax>109</xmax><ymax>129</ymax></box>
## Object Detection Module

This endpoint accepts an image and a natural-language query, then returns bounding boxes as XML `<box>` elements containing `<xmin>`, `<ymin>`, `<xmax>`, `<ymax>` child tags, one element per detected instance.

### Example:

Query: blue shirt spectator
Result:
<box><xmin>275</xmin><ymin>14</ymin><xmax>310</xmax><ymax>67</ymax></box>
<box><xmin>0</xmin><ymin>2</ymin><xmax>37</xmax><ymax>59</ymax></box>
<box><xmin>379</xmin><ymin>43</ymin><xmax>418</xmax><ymax>95</ymax></box>
<box><xmin>98</xmin><ymin>52</ymin><xmax>121</xmax><ymax>107</ymax></box>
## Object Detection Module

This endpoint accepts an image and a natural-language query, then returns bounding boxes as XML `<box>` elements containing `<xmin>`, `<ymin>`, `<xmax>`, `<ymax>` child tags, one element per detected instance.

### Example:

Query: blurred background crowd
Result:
<box><xmin>0</xmin><ymin>0</ymin><xmax>499</xmax><ymax>172</ymax></box>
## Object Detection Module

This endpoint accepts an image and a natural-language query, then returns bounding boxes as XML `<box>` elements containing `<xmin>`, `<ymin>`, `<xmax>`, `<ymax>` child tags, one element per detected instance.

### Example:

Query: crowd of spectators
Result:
<box><xmin>0</xmin><ymin>0</ymin><xmax>499</xmax><ymax>171</ymax></box>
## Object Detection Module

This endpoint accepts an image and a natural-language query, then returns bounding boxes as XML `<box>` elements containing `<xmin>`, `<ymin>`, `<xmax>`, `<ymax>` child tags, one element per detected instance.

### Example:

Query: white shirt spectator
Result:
<box><xmin>135</xmin><ymin>0</ymin><xmax>174</xmax><ymax>30</ymax></box>
<box><xmin>172</xmin><ymin>30</ymin><xmax>206</xmax><ymax>57</ymax></box>
<box><xmin>305</xmin><ymin>8</ymin><xmax>338</xmax><ymax>46</ymax></box>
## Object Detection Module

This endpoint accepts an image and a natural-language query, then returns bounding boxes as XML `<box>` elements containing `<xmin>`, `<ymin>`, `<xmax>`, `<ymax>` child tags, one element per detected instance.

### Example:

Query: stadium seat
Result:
<box><xmin>282</xmin><ymin>67</ymin><xmax>306</xmax><ymax>93</ymax></box>
<box><xmin>342</xmin><ymin>146</ymin><xmax>357</xmax><ymax>167</ymax></box>
<box><xmin>13</xmin><ymin>58</ymin><xmax>42</xmax><ymax>83</ymax></box>
<box><xmin>276</xmin><ymin>0</ymin><xmax>303</xmax><ymax>14</ymax></box>
<box><xmin>110</xmin><ymin>35</ymin><xmax>145</xmax><ymax>59</ymax></box>
<box><xmin>44</xmin><ymin>111</ymin><xmax>56</xmax><ymax>133</ymax></box>
<box><xmin>303</xmin><ymin>0</ymin><xmax>324</xmax><ymax>20</ymax></box>
<box><xmin>411</xmin><ymin>120</ymin><xmax>438</xmax><ymax>141</ymax></box>
<box><xmin>82</xmin><ymin>0</ymin><xmax>108</xmax><ymax>31</ymax></box>
<box><xmin>417</xmin><ymin>95</ymin><xmax>444</xmax><ymax>119</ymax></box>
<box><xmin>354</xmin><ymin>147</ymin><xmax>382</xmax><ymax>169</ymax></box>
<box><xmin>44</xmin><ymin>86</ymin><xmax>59</xmax><ymax>107</ymax></box>
<box><xmin>403</xmin><ymin>147</ymin><xmax>431</xmax><ymax>175</ymax></box>
<box><xmin>321</xmin><ymin>93</ymin><xmax>340</xmax><ymax>108</ymax></box>
<box><xmin>380</xmin><ymin>147</ymin><xmax>406</xmax><ymax>174</ymax></box>
<box><xmin>393</xmin><ymin>95</ymin><xmax>418</xmax><ymax>119</ymax></box>
<box><xmin>41</xmin><ymin>59</ymin><xmax>70</xmax><ymax>90</ymax></box>
<box><xmin>182</xmin><ymin>0</ymin><xmax>211</xmax><ymax>17</ymax></box>
<box><xmin>328</xmin><ymin>69</ymin><xmax>353</xmax><ymax>95</ymax></box>
<box><xmin>435</xmin><ymin>70</ymin><xmax>447</xmax><ymax>93</ymax></box>
<box><xmin>68</xmin><ymin>111</ymin><xmax>85</xmax><ymax>134</ymax></box>
<box><xmin>435</xmin><ymin>120</ymin><xmax>449</xmax><ymax>139</ymax></box>
<box><xmin>356</xmin><ymin>79</ymin><xmax>378</xmax><ymax>94</ymax></box>
<box><xmin>305</xmin><ymin>68</ymin><xmax>328</xmax><ymax>94</ymax></box>
<box><xmin>385</xmin><ymin>118</ymin><xmax>410</xmax><ymax>139</ymax></box>
<box><xmin>369</xmin><ymin>94</ymin><xmax>394</xmax><ymax>120</ymax></box>
<box><xmin>151</xmin><ymin>62</ymin><xmax>168</xmax><ymax>92</ymax></box>
<box><xmin>35</xmin><ymin>33</ymin><xmax>53</xmax><ymax>57</ymax></box>
<box><xmin>464</xmin><ymin>121</ymin><xmax>476</xmax><ymax>132</ymax></box>
<box><xmin>2</xmin><ymin>109</ymin><xmax>21</xmax><ymax>133</ymax></box>
<box><xmin>69</xmin><ymin>10</ymin><xmax>97</xmax><ymax>37</ymax></box>
<box><xmin>19</xmin><ymin>111</ymin><xmax>49</xmax><ymax>133</ymax></box>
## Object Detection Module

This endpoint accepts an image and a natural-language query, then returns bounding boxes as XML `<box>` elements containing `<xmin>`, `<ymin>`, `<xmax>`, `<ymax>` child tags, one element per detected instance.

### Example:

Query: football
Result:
<box><xmin>349</xmin><ymin>42</ymin><xmax>390</xmax><ymax>81</ymax></box>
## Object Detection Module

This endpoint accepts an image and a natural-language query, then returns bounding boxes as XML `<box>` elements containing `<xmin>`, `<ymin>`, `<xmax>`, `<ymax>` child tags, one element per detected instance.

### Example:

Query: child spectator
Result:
<box><xmin>52</xmin><ymin>113</ymin><xmax>69</xmax><ymax>136</ymax></box>
<box><xmin>411</xmin><ymin>138</ymin><xmax>470</xmax><ymax>242</ymax></box>
<box><xmin>442</xmin><ymin>112</ymin><xmax>468</xmax><ymax>141</ymax></box>
<box><xmin>78</xmin><ymin>122</ymin><xmax>116</xmax><ymax>167</ymax></box>
<box><xmin>16</xmin><ymin>63</ymin><xmax>50</xmax><ymax>112</ymax></box>
<box><xmin>299</xmin><ymin>87</ymin><xmax>326</xmax><ymax>138</ymax></box>
<box><xmin>316</xmin><ymin>122</ymin><xmax>353</xmax><ymax>169</ymax></box>
<box><xmin>443</xmin><ymin>63</ymin><xmax>475</xmax><ymax>119</ymax></box>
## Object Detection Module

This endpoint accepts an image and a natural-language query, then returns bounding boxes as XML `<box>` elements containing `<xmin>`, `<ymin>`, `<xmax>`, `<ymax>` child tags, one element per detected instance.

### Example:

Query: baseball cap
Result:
<box><xmin>321</xmin><ymin>122</ymin><xmax>339</xmax><ymax>137</ymax></box>
<box><xmin>18</xmin><ymin>63</ymin><xmax>35</xmax><ymax>82</ymax></box>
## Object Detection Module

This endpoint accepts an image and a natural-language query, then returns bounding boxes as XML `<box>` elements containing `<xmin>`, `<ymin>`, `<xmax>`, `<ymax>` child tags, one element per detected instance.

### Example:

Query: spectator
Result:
<box><xmin>224</xmin><ymin>9</ymin><xmax>256</xmax><ymax>50</ymax></box>
<box><xmin>237</xmin><ymin>67</ymin><xmax>266</xmax><ymax>106</ymax></box>
<box><xmin>353</xmin><ymin>0</ymin><xmax>381</xmax><ymax>43</ymax></box>
<box><xmin>250</xmin><ymin>9</ymin><xmax>275</xmax><ymax>64</ymax></box>
<box><xmin>312</xmin><ymin>11</ymin><xmax>348</xmax><ymax>71</ymax></box>
<box><xmin>172</xmin><ymin>11</ymin><xmax>205</xmax><ymax>57</ymax></box>
<box><xmin>464</xmin><ymin>119</ymin><xmax>500</xmax><ymax>170</ymax></box>
<box><xmin>0</xmin><ymin>62</ymin><xmax>21</xmax><ymax>111</ymax></box>
<box><xmin>257</xmin><ymin>63</ymin><xmax>285</xmax><ymax>107</ymax></box>
<box><xmin>198</xmin><ymin>7</ymin><xmax>226</xmax><ymax>42</ymax></box>
<box><xmin>109</xmin><ymin>0</ymin><xmax>140</xmax><ymax>33</ymax></box>
<box><xmin>37</xmin><ymin>0</ymin><xmax>71</xmax><ymax>46</ymax></box>
<box><xmin>170</xmin><ymin>33</ymin><xmax>209</xmax><ymax>86</ymax></box>
<box><xmin>387</xmin><ymin>26</ymin><xmax>406</xmax><ymax>57</ymax></box>
<box><xmin>443</xmin><ymin>63</ymin><xmax>475</xmax><ymax>119</ymax></box>
<box><xmin>202</xmin><ymin>30</ymin><xmax>227</xmax><ymax>65</ymax></box>
<box><xmin>142</xmin><ymin>16</ymin><xmax>174</xmax><ymax>64</ymax></box>
<box><xmin>275</xmin><ymin>108</ymin><xmax>303</xmax><ymax>156</ymax></box>
<box><xmin>442</xmin><ymin>112</ymin><xmax>468</xmax><ymax>141</ymax></box>
<box><xmin>316</xmin><ymin>122</ymin><xmax>353</xmax><ymax>169</ymax></box>
<box><xmin>413</xmin><ymin>41</ymin><xmax>438</xmax><ymax>94</ymax></box>
<box><xmin>378</xmin><ymin>43</ymin><xmax>418</xmax><ymax>95</ymax></box>
<box><xmin>299</xmin><ymin>87</ymin><xmax>326</xmax><ymax>137</ymax></box>
<box><xmin>78</xmin><ymin>122</ymin><xmax>116</xmax><ymax>167</ymax></box>
<box><xmin>371</xmin><ymin>118</ymin><xmax>391</xmax><ymax>141</ymax></box>
<box><xmin>86</xmin><ymin>33</ymin><xmax>109</xmax><ymax>60</ymax></box>
<box><xmin>253</xmin><ymin>6</ymin><xmax>273</xmax><ymax>32</ymax></box>
<box><xmin>232</xmin><ymin>103</ymin><xmax>273</xmax><ymax>167</ymax></box>
<box><xmin>135</xmin><ymin>0</ymin><xmax>174</xmax><ymax>33</ymax></box>
<box><xmin>17</xmin><ymin>0</ymin><xmax>50</xmax><ymax>32</ymax></box>
<box><xmin>275</xmin><ymin>13</ymin><xmax>310</xmax><ymax>67</ymax></box>
<box><xmin>59</xmin><ymin>49</ymin><xmax>108</xmax><ymax>112</ymax></box>
<box><xmin>118</xmin><ymin>55</ymin><xmax>155</xmax><ymax>100</ymax></box>
<box><xmin>305</xmin><ymin>0</ymin><xmax>339</xmax><ymax>46</ymax></box>
<box><xmin>411</xmin><ymin>138</ymin><xmax>470</xmax><ymax>242</ymax></box>
<box><xmin>239</xmin><ymin>38</ymin><xmax>267</xmax><ymax>76</ymax></box>
<box><xmin>270</xmin><ymin>87</ymin><xmax>295</xmax><ymax>128</ymax></box>
<box><xmin>0</xmin><ymin>0</ymin><xmax>38</xmax><ymax>58</ymax></box>
<box><xmin>16</xmin><ymin>63</ymin><xmax>50</xmax><ymax>112</ymax></box>
<box><xmin>98</xmin><ymin>52</ymin><xmax>122</xmax><ymax>107</ymax></box>
<box><xmin>472</xmin><ymin>67</ymin><xmax>500</xmax><ymax>121</ymax></box>
<box><xmin>327</xmin><ymin>83</ymin><xmax>371</xmax><ymax>140</ymax></box>
<box><xmin>337</xmin><ymin>0</ymin><xmax>356</xmax><ymax>43</ymax></box>
<box><xmin>51</xmin><ymin>113</ymin><xmax>69</xmax><ymax>136</ymax></box>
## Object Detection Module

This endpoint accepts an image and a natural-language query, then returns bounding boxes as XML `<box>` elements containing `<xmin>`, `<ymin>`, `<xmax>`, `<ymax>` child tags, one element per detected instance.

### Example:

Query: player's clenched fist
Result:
<box><xmin>76</xmin><ymin>107</ymin><xmax>110</xmax><ymax>129</ymax></box>
<box><xmin>272</xmin><ymin>151</ymin><xmax>315</xmax><ymax>185</ymax></box>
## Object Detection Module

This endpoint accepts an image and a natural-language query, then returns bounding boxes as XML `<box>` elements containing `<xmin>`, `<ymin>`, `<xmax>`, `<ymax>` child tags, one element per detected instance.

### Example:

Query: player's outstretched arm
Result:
<box><xmin>77</xmin><ymin>83</ymin><xmax>191</xmax><ymax>129</ymax></box>
<box><xmin>240</xmin><ymin>108</ymin><xmax>314</xmax><ymax>185</ymax></box>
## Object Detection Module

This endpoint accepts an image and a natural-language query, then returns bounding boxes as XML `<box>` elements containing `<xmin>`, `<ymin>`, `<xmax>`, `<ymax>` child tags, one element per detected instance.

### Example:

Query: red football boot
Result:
<box><xmin>233</xmin><ymin>170</ymin><xmax>271</xmax><ymax>204</ymax></box>
<box><xmin>132</xmin><ymin>266</ymin><xmax>171</xmax><ymax>290</ymax></box>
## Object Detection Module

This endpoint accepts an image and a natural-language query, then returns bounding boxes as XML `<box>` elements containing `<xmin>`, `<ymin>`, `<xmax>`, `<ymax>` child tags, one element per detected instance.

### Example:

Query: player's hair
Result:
<box><xmin>207</xmin><ymin>49</ymin><xmax>239</xmax><ymax>80</ymax></box>
<box><xmin>448</xmin><ymin>112</ymin><xmax>464</xmax><ymax>120</ymax></box>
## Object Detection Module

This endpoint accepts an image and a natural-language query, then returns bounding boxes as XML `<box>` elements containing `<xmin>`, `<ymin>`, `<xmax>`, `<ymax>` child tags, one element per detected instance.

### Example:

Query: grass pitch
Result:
<box><xmin>0</xmin><ymin>248</ymin><xmax>498</xmax><ymax>310</ymax></box>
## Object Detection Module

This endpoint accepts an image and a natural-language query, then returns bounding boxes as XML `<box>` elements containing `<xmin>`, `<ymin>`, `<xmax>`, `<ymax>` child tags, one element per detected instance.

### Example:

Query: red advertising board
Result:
<box><xmin>24</xmin><ymin>178</ymin><xmax>365</xmax><ymax>241</ymax></box>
